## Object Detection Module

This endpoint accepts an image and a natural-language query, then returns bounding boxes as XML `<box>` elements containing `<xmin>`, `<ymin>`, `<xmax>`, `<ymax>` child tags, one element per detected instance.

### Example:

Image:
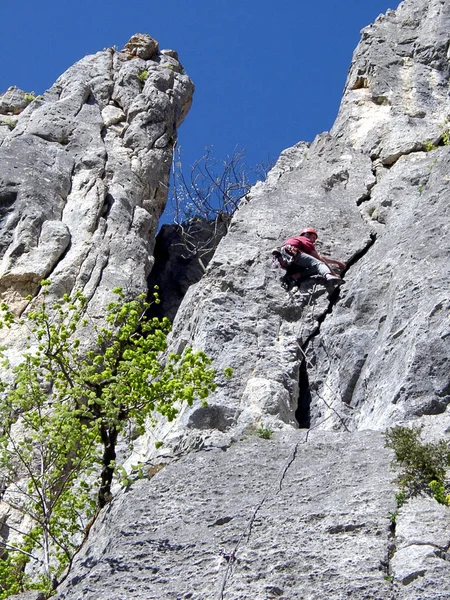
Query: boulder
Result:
<box><xmin>122</xmin><ymin>33</ymin><xmax>159</xmax><ymax>60</ymax></box>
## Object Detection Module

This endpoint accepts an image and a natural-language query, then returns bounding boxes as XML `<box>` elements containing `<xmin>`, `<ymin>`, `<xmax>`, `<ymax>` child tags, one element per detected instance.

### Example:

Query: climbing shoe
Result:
<box><xmin>325</xmin><ymin>274</ymin><xmax>345</xmax><ymax>286</ymax></box>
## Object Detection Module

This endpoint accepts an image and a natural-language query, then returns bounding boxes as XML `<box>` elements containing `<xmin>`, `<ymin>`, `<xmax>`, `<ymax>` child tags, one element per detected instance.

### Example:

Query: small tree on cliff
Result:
<box><xmin>0</xmin><ymin>281</ymin><xmax>219</xmax><ymax>596</ymax></box>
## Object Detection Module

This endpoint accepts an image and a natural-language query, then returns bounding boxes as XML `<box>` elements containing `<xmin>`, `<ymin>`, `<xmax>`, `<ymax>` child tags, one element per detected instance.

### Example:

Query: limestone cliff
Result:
<box><xmin>0</xmin><ymin>34</ymin><xmax>193</xmax><ymax>324</ymax></box>
<box><xmin>4</xmin><ymin>1</ymin><xmax>450</xmax><ymax>598</ymax></box>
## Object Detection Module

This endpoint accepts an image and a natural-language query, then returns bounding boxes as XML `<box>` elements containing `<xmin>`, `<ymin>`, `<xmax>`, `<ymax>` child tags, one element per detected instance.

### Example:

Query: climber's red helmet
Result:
<box><xmin>300</xmin><ymin>227</ymin><xmax>318</xmax><ymax>241</ymax></box>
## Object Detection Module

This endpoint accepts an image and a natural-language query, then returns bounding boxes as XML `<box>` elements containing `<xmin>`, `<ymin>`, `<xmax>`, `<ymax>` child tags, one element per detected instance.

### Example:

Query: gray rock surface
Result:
<box><xmin>0</xmin><ymin>86</ymin><xmax>30</xmax><ymax>115</ymax></box>
<box><xmin>392</xmin><ymin>496</ymin><xmax>450</xmax><ymax>590</ymax></box>
<box><xmin>5</xmin><ymin>1</ymin><xmax>450</xmax><ymax>598</ymax></box>
<box><xmin>162</xmin><ymin>0</ymin><xmax>450</xmax><ymax>437</ymax></box>
<box><xmin>0</xmin><ymin>34</ymin><xmax>193</xmax><ymax>323</ymax></box>
<box><xmin>93</xmin><ymin>0</ymin><xmax>449</xmax><ymax>597</ymax></box>
<box><xmin>0</xmin><ymin>32</ymin><xmax>194</xmax><ymax>592</ymax></box>
<box><xmin>56</xmin><ymin>430</ymin><xmax>399</xmax><ymax>600</ymax></box>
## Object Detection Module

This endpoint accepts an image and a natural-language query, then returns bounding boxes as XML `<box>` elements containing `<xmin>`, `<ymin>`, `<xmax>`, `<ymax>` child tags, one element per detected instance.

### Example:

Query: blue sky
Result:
<box><xmin>1</xmin><ymin>0</ymin><xmax>398</xmax><ymax>211</ymax></box>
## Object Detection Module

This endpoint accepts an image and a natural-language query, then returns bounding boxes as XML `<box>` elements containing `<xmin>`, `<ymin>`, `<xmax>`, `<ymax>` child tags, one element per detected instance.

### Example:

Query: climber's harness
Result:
<box><xmin>271</xmin><ymin>244</ymin><xmax>299</xmax><ymax>270</ymax></box>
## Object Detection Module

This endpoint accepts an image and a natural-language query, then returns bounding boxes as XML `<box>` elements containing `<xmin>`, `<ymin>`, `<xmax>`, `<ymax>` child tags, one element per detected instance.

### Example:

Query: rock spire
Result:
<box><xmin>0</xmin><ymin>34</ymin><xmax>193</xmax><ymax>321</ymax></box>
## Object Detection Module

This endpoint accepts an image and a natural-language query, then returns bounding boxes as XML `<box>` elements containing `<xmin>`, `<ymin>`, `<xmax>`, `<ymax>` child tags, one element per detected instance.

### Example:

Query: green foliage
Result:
<box><xmin>424</xmin><ymin>139</ymin><xmax>437</xmax><ymax>152</ymax></box>
<box><xmin>0</xmin><ymin>117</ymin><xmax>16</xmax><ymax>131</ymax></box>
<box><xmin>0</xmin><ymin>553</ymin><xmax>26</xmax><ymax>599</ymax></box>
<box><xmin>429</xmin><ymin>480</ymin><xmax>450</xmax><ymax>506</ymax></box>
<box><xmin>137</xmin><ymin>70</ymin><xmax>149</xmax><ymax>82</ymax></box>
<box><xmin>0</xmin><ymin>282</ymin><xmax>218</xmax><ymax>595</ymax></box>
<box><xmin>440</xmin><ymin>119</ymin><xmax>450</xmax><ymax>146</ymax></box>
<box><xmin>223</xmin><ymin>367</ymin><xmax>233</xmax><ymax>379</ymax></box>
<box><xmin>23</xmin><ymin>91</ymin><xmax>43</xmax><ymax>103</ymax></box>
<box><xmin>0</xmin><ymin>527</ymin><xmax>50</xmax><ymax>599</ymax></box>
<box><xmin>395</xmin><ymin>490</ymin><xmax>407</xmax><ymax>508</ymax></box>
<box><xmin>424</xmin><ymin>121</ymin><xmax>450</xmax><ymax>152</ymax></box>
<box><xmin>384</xmin><ymin>425</ymin><xmax>450</xmax><ymax>501</ymax></box>
<box><xmin>23</xmin><ymin>91</ymin><xmax>36</xmax><ymax>103</ymax></box>
<box><xmin>257</xmin><ymin>425</ymin><xmax>273</xmax><ymax>440</ymax></box>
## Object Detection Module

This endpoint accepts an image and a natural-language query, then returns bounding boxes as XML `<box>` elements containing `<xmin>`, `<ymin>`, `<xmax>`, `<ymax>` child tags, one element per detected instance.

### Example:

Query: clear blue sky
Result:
<box><xmin>1</xmin><ymin>0</ymin><xmax>397</xmax><ymax>201</ymax></box>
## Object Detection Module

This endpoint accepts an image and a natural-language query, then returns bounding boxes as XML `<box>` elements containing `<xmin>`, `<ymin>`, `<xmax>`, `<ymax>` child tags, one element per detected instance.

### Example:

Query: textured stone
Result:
<box><xmin>164</xmin><ymin>135</ymin><xmax>376</xmax><ymax>437</ymax></box>
<box><xmin>79</xmin><ymin>0</ymin><xmax>450</xmax><ymax>597</ymax></box>
<box><xmin>0</xmin><ymin>35</ymin><xmax>193</xmax><ymax>327</ymax></box>
<box><xmin>312</xmin><ymin>148</ymin><xmax>450</xmax><ymax>430</ymax></box>
<box><xmin>4</xmin><ymin>1</ymin><xmax>450</xmax><ymax>598</ymax></box>
<box><xmin>55</xmin><ymin>431</ymin><xmax>397</xmax><ymax>600</ymax></box>
<box><xmin>0</xmin><ymin>32</ymin><xmax>194</xmax><ymax>588</ymax></box>
<box><xmin>391</xmin><ymin>497</ymin><xmax>450</xmax><ymax>595</ymax></box>
<box><xmin>123</xmin><ymin>33</ymin><xmax>159</xmax><ymax>60</ymax></box>
<box><xmin>332</xmin><ymin>0</ymin><xmax>450</xmax><ymax>163</ymax></box>
<box><xmin>0</xmin><ymin>87</ymin><xmax>29</xmax><ymax>115</ymax></box>
<box><xmin>158</xmin><ymin>0</ymin><xmax>450</xmax><ymax>438</ymax></box>
<box><xmin>9</xmin><ymin>593</ymin><xmax>45</xmax><ymax>600</ymax></box>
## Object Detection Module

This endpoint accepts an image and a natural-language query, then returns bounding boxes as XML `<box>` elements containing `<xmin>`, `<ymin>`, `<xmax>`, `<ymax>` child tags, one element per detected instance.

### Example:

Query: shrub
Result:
<box><xmin>0</xmin><ymin>117</ymin><xmax>16</xmax><ymax>130</ymax></box>
<box><xmin>23</xmin><ymin>91</ymin><xmax>36</xmax><ymax>103</ymax></box>
<box><xmin>257</xmin><ymin>425</ymin><xmax>273</xmax><ymax>440</ymax></box>
<box><xmin>440</xmin><ymin>120</ymin><xmax>450</xmax><ymax>146</ymax></box>
<box><xmin>384</xmin><ymin>425</ymin><xmax>450</xmax><ymax>502</ymax></box>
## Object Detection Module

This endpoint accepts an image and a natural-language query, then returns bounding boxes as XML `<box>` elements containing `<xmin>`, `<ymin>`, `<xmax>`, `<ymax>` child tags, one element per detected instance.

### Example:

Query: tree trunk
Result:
<box><xmin>98</xmin><ymin>424</ymin><xmax>118</xmax><ymax>508</ymax></box>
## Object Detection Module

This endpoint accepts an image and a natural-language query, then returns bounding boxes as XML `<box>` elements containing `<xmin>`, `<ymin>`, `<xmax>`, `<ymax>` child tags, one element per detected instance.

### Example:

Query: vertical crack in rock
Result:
<box><xmin>217</xmin><ymin>437</ymin><xmax>302</xmax><ymax>600</ymax></box>
<box><xmin>295</xmin><ymin>232</ymin><xmax>378</xmax><ymax>429</ymax></box>
<box><xmin>296</xmin><ymin>358</ymin><xmax>311</xmax><ymax>428</ymax></box>
<box><xmin>343</xmin><ymin>231</ymin><xmax>377</xmax><ymax>270</ymax></box>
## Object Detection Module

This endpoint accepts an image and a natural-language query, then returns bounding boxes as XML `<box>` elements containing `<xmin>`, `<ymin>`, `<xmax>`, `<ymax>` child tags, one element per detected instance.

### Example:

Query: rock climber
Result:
<box><xmin>281</xmin><ymin>227</ymin><xmax>346</xmax><ymax>284</ymax></box>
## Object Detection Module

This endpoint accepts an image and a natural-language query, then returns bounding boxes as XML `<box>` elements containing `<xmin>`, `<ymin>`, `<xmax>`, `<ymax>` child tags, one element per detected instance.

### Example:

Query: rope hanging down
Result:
<box><xmin>217</xmin><ymin>284</ymin><xmax>349</xmax><ymax>597</ymax></box>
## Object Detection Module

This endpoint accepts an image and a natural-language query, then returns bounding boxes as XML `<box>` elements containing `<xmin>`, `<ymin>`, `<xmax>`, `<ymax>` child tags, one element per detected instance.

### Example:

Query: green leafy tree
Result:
<box><xmin>0</xmin><ymin>282</ymin><xmax>218</xmax><ymax>595</ymax></box>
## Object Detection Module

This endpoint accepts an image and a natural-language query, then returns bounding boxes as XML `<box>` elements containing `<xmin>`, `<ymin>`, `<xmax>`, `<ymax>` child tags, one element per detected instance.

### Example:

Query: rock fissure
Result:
<box><xmin>343</xmin><ymin>232</ymin><xmax>377</xmax><ymax>270</ymax></box>
<box><xmin>217</xmin><ymin>437</ymin><xmax>302</xmax><ymax>600</ymax></box>
<box><xmin>294</xmin><ymin>230</ymin><xmax>379</xmax><ymax>429</ymax></box>
<box><xmin>376</xmin><ymin>142</ymin><xmax>435</xmax><ymax>169</ymax></box>
<box><xmin>356</xmin><ymin>190</ymin><xmax>372</xmax><ymax>206</ymax></box>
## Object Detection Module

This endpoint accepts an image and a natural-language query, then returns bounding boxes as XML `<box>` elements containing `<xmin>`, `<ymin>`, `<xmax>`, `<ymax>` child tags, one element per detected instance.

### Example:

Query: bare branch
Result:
<box><xmin>169</xmin><ymin>146</ymin><xmax>256</xmax><ymax>270</ymax></box>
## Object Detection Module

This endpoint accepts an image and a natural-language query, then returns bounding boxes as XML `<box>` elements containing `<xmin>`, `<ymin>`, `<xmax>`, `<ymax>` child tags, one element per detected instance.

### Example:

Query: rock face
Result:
<box><xmin>164</xmin><ymin>0</ymin><xmax>450</xmax><ymax>437</ymax></box>
<box><xmin>6</xmin><ymin>1</ymin><xmax>450</xmax><ymax>598</ymax></box>
<box><xmin>0</xmin><ymin>34</ymin><xmax>193</xmax><ymax>321</ymax></box>
<box><xmin>57</xmin><ymin>431</ymin><xmax>398</xmax><ymax>600</ymax></box>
